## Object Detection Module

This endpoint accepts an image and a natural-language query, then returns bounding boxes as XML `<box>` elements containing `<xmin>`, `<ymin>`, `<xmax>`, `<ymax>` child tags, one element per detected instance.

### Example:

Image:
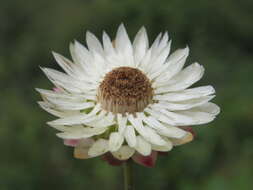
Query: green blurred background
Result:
<box><xmin>1</xmin><ymin>0</ymin><xmax>253</xmax><ymax>189</ymax></box>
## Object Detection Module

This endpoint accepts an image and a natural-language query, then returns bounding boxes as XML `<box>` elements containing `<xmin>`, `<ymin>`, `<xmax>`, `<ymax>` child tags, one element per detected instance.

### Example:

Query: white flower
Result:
<box><xmin>37</xmin><ymin>24</ymin><xmax>220</xmax><ymax>160</ymax></box>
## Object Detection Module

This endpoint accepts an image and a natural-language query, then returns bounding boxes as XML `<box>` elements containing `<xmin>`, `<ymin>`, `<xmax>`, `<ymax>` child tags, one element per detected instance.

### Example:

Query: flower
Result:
<box><xmin>37</xmin><ymin>24</ymin><xmax>220</xmax><ymax>166</ymax></box>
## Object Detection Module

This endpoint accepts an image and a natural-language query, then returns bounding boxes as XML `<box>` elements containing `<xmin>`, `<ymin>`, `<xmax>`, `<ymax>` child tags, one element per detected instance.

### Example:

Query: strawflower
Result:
<box><xmin>37</xmin><ymin>24</ymin><xmax>220</xmax><ymax>189</ymax></box>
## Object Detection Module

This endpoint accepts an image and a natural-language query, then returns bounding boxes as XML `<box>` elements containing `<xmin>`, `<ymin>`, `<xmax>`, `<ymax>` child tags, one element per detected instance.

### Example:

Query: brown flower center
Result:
<box><xmin>97</xmin><ymin>67</ymin><xmax>153</xmax><ymax>114</ymax></box>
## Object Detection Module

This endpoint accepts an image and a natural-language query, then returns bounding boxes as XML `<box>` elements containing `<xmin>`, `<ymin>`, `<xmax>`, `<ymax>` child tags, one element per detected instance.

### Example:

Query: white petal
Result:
<box><xmin>175</xmin><ymin>107</ymin><xmax>216</xmax><ymax>125</ymax></box>
<box><xmin>69</xmin><ymin>43</ymin><xmax>85</xmax><ymax>67</ymax></box>
<box><xmin>154</xmin><ymin>86</ymin><xmax>215</xmax><ymax>101</ymax></box>
<box><xmin>133</xmin><ymin>26</ymin><xmax>149</xmax><ymax>66</ymax></box>
<box><xmin>117</xmin><ymin>114</ymin><xmax>127</xmax><ymax>134</ymax></box>
<box><xmin>155</xmin><ymin>63</ymin><xmax>205</xmax><ymax>93</ymax></box>
<box><xmin>115</xmin><ymin>24</ymin><xmax>134</xmax><ymax>66</ymax></box>
<box><xmin>56</xmin><ymin>126</ymin><xmax>108</xmax><ymax>139</ymax></box>
<box><xmin>135</xmin><ymin>136</ymin><xmax>151</xmax><ymax>156</ymax></box>
<box><xmin>175</xmin><ymin>109</ymin><xmax>216</xmax><ymax>125</ymax></box>
<box><xmin>151</xmin><ymin>32</ymin><xmax>168</xmax><ymax>57</ymax></box>
<box><xmin>138</xmin><ymin>49</ymin><xmax>152</xmax><ymax>72</ymax></box>
<box><xmin>103</xmin><ymin>112</ymin><xmax>116</xmax><ymax>125</ymax></box>
<box><xmin>154</xmin><ymin>46</ymin><xmax>189</xmax><ymax>84</ymax></box>
<box><xmin>52</xmin><ymin>52</ymin><xmax>77</xmax><ymax>78</ymax></box>
<box><xmin>109</xmin><ymin>132</ymin><xmax>124</xmax><ymax>152</ymax></box>
<box><xmin>45</xmin><ymin>97</ymin><xmax>95</xmax><ymax>110</ymax></box>
<box><xmin>146</xmin><ymin>107</ymin><xmax>200</xmax><ymax>126</ymax></box>
<box><xmin>124</xmin><ymin>125</ymin><xmax>136</xmax><ymax>147</ymax></box>
<box><xmin>112</xmin><ymin>146</ymin><xmax>135</xmax><ymax>160</ymax></box>
<box><xmin>55</xmin><ymin>130</ymin><xmax>96</xmax><ymax>139</ymax></box>
<box><xmin>141</xmin><ymin>114</ymin><xmax>187</xmax><ymax>138</ymax></box>
<box><xmin>88</xmin><ymin>103</ymin><xmax>102</xmax><ymax>115</ymax></box>
<box><xmin>148</xmin><ymin>41</ymin><xmax>171</xmax><ymax>80</ymax></box>
<box><xmin>69</xmin><ymin>42</ymin><xmax>80</xmax><ymax>65</ymax></box>
<box><xmin>47</xmin><ymin>105</ymin><xmax>102</xmax><ymax>126</ymax></box>
<box><xmin>143</xmin><ymin>127</ymin><xmax>168</xmax><ymax>146</ymax></box>
<box><xmin>88</xmin><ymin>139</ymin><xmax>109</xmax><ymax>157</ymax></box>
<box><xmin>194</xmin><ymin>102</ymin><xmax>220</xmax><ymax>115</ymax></box>
<box><xmin>148</xmin><ymin>105</ymin><xmax>217</xmax><ymax>126</ymax></box>
<box><xmin>41</xmin><ymin>67</ymin><xmax>96</xmax><ymax>94</ymax></box>
<box><xmin>146</xmin><ymin>41</ymin><xmax>172</xmax><ymax>77</ymax></box>
<box><xmin>73</xmin><ymin>41</ymin><xmax>94</xmax><ymax>70</ymax></box>
<box><xmin>48</xmin><ymin>114</ymin><xmax>94</xmax><ymax>126</ymax></box>
<box><xmin>170</xmin><ymin>132</ymin><xmax>193</xmax><ymax>146</ymax></box>
<box><xmin>150</xmin><ymin>33</ymin><xmax>162</xmax><ymax>55</ymax></box>
<box><xmin>152</xmin><ymin>95</ymin><xmax>215</xmax><ymax>111</ymax></box>
<box><xmin>41</xmin><ymin>68</ymin><xmax>81</xmax><ymax>93</ymax></box>
<box><xmin>86</xmin><ymin>31</ymin><xmax>104</xmax><ymax>55</ymax></box>
<box><xmin>38</xmin><ymin>101</ymin><xmax>62</xmax><ymax>117</ymax></box>
<box><xmin>145</xmin><ymin>107</ymin><xmax>181</xmax><ymax>126</ymax></box>
<box><xmin>128</xmin><ymin>114</ymin><xmax>166</xmax><ymax>145</ymax></box>
<box><xmin>50</xmin><ymin>124</ymin><xmax>84</xmax><ymax>132</ymax></box>
<box><xmin>91</xmin><ymin>51</ymin><xmax>107</xmax><ymax>76</ymax></box>
<box><xmin>130</xmin><ymin>113</ymin><xmax>168</xmax><ymax>146</ymax></box>
<box><xmin>85</xmin><ymin>113</ymin><xmax>115</xmax><ymax>128</ymax></box>
<box><xmin>36</xmin><ymin>88</ymin><xmax>92</xmax><ymax>101</ymax></box>
<box><xmin>156</xmin><ymin>32</ymin><xmax>169</xmax><ymax>53</ymax></box>
<box><xmin>73</xmin><ymin>42</ymin><xmax>102</xmax><ymax>83</ymax></box>
<box><xmin>151</xmin><ymin>139</ymin><xmax>173</xmax><ymax>152</ymax></box>
<box><xmin>128</xmin><ymin>114</ymin><xmax>148</xmax><ymax>137</ymax></box>
<box><xmin>102</xmin><ymin>31</ymin><xmax>115</xmax><ymax>55</ymax></box>
<box><xmin>38</xmin><ymin>101</ymin><xmax>78</xmax><ymax>118</ymax></box>
<box><xmin>155</xmin><ymin>107</ymin><xmax>197</xmax><ymax>125</ymax></box>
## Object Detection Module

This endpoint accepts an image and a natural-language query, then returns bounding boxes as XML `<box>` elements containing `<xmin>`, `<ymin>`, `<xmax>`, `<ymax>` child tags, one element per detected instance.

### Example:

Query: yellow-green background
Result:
<box><xmin>1</xmin><ymin>0</ymin><xmax>252</xmax><ymax>189</ymax></box>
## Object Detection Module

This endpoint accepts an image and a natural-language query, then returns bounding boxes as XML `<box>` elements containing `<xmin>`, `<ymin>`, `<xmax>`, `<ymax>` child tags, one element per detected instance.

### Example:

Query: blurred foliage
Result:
<box><xmin>0</xmin><ymin>0</ymin><xmax>253</xmax><ymax>189</ymax></box>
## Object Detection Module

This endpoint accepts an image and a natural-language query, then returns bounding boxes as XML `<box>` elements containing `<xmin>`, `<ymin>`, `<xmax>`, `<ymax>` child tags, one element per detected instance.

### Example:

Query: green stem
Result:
<box><xmin>123</xmin><ymin>161</ymin><xmax>133</xmax><ymax>190</ymax></box>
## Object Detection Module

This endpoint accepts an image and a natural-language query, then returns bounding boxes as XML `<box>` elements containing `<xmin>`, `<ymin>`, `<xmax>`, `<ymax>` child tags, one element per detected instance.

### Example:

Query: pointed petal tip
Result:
<box><xmin>69</xmin><ymin>42</ymin><xmax>74</xmax><ymax>49</ymax></box>
<box><xmin>39</xmin><ymin>66</ymin><xmax>45</xmax><ymax>71</ymax></box>
<box><xmin>86</xmin><ymin>30</ymin><xmax>98</xmax><ymax>41</ymax></box>
<box><xmin>117</xmin><ymin>23</ymin><xmax>127</xmax><ymax>34</ymax></box>
<box><xmin>73</xmin><ymin>39</ymin><xmax>79</xmax><ymax>44</ymax></box>
<box><xmin>37</xmin><ymin>101</ymin><xmax>44</xmax><ymax>106</ymax></box>
<box><xmin>55</xmin><ymin>132</ymin><xmax>64</xmax><ymax>139</ymax></box>
<box><xmin>185</xmin><ymin>45</ymin><xmax>190</xmax><ymax>54</ymax></box>
<box><xmin>86</xmin><ymin>30</ymin><xmax>92</xmax><ymax>36</ymax></box>
<box><xmin>51</xmin><ymin>51</ymin><xmax>61</xmax><ymax>59</ymax></box>
<box><xmin>119</xmin><ymin>22</ymin><xmax>125</xmax><ymax>28</ymax></box>
<box><xmin>139</xmin><ymin>26</ymin><xmax>147</xmax><ymax>32</ymax></box>
<box><xmin>46</xmin><ymin>121</ymin><xmax>55</xmax><ymax>127</ymax></box>
<box><xmin>35</xmin><ymin>88</ymin><xmax>41</xmax><ymax>93</ymax></box>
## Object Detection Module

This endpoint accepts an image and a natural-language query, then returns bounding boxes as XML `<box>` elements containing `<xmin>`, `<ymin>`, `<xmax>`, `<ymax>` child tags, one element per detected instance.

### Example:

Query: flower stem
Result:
<box><xmin>123</xmin><ymin>160</ymin><xmax>133</xmax><ymax>190</ymax></box>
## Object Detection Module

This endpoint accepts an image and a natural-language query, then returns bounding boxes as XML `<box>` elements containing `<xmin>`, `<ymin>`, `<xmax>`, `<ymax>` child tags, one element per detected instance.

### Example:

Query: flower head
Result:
<box><xmin>37</xmin><ymin>24</ymin><xmax>220</xmax><ymax>166</ymax></box>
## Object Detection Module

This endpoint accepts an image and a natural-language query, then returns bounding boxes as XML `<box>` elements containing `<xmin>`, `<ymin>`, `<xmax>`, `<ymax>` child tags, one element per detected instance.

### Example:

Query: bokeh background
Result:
<box><xmin>1</xmin><ymin>0</ymin><xmax>253</xmax><ymax>189</ymax></box>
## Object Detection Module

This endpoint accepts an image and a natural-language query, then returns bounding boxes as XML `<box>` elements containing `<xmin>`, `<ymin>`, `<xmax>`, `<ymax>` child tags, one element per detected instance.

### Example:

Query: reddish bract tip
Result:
<box><xmin>101</xmin><ymin>153</ymin><xmax>125</xmax><ymax>166</ymax></box>
<box><xmin>64</xmin><ymin>139</ymin><xmax>81</xmax><ymax>147</ymax></box>
<box><xmin>132</xmin><ymin>151</ymin><xmax>158</xmax><ymax>168</ymax></box>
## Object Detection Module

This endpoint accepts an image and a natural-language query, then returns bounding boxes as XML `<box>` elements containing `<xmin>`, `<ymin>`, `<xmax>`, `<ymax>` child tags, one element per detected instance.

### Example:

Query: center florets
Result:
<box><xmin>97</xmin><ymin>67</ymin><xmax>153</xmax><ymax>114</ymax></box>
